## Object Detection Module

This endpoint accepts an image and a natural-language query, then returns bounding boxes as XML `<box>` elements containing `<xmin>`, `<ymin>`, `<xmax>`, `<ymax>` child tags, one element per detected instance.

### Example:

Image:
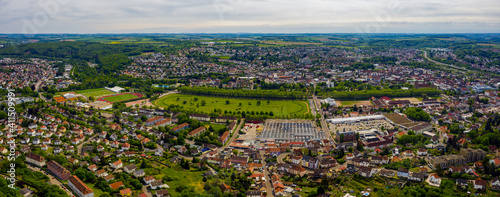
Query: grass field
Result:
<box><xmin>154</xmin><ymin>94</ymin><xmax>310</xmax><ymax>116</ymax></box>
<box><xmin>104</xmin><ymin>94</ymin><xmax>139</xmax><ymax>102</ymax></box>
<box><xmin>160</xmin><ymin>165</ymin><xmax>205</xmax><ymax>196</ymax></box>
<box><xmin>73</xmin><ymin>88</ymin><xmax>114</xmax><ymax>98</ymax></box>
<box><xmin>86</xmin><ymin>183</ymin><xmax>105</xmax><ymax>197</ymax></box>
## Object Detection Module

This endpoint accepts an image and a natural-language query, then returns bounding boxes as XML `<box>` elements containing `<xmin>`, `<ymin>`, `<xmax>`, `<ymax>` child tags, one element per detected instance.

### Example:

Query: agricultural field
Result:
<box><xmin>338</xmin><ymin>100</ymin><xmax>373</xmax><ymax>107</ymax></box>
<box><xmin>154</xmin><ymin>94</ymin><xmax>310</xmax><ymax>116</ymax></box>
<box><xmin>66</xmin><ymin>88</ymin><xmax>115</xmax><ymax>98</ymax></box>
<box><xmin>101</xmin><ymin>93</ymin><xmax>141</xmax><ymax>103</ymax></box>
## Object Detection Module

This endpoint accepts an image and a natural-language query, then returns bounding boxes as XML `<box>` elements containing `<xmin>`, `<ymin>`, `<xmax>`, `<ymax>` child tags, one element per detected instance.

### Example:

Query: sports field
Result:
<box><xmin>74</xmin><ymin>88</ymin><xmax>114</xmax><ymax>97</ymax></box>
<box><xmin>154</xmin><ymin>94</ymin><xmax>310</xmax><ymax>116</ymax></box>
<box><xmin>103</xmin><ymin>93</ymin><xmax>141</xmax><ymax>103</ymax></box>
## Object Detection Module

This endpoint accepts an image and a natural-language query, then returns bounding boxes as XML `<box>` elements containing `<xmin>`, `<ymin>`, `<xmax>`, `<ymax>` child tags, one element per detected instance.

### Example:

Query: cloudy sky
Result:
<box><xmin>1</xmin><ymin>0</ymin><xmax>499</xmax><ymax>33</ymax></box>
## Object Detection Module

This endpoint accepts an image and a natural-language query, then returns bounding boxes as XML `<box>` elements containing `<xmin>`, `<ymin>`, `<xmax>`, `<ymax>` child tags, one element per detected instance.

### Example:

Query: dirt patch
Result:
<box><xmin>394</xmin><ymin>97</ymin><xmax>421</xmax><ymax>103</ymax></box>
<box><xmin>125</xmin><ymin>99</ymin><xmax>150</xmax><ymax>107</ymax></box>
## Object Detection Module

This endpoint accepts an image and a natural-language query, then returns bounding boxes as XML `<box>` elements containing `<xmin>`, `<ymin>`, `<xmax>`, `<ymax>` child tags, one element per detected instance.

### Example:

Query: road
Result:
<box><xmin>422</xmin><ymin>50</ymin><xmax>467</xmax><ymax>74</ymax></box>
<box><xmin>141</xmin><ymin>185</ymin><xmax>152</xmax><ymax>197</ymax></box>
<box><xmin>223</xmin><ymin>118</ymin><xmax>245</xmax><ymax>149</ymax></box>
<box><xmin>312</xmin><ymin>84</ymin><xmax>334</xmax><ymax>143</ymax></box>
<box><xmin>27</xmin><ymin>165</ymin><xmax>73</xmax><ymax>197</ymax></box>
<box><xmin>77</xmin><ymin>136</ymin><xmax>97</xmax><ymax>155</ymax></box>
<box><xmin>276</xmin><ymin>152</ymin><xmax>289</xmax><ymax>164</ymax></box>
<box><xmin>260</xmin><ymin>151</ymin><xmax>274</xmax><ymax>197</ymax></box>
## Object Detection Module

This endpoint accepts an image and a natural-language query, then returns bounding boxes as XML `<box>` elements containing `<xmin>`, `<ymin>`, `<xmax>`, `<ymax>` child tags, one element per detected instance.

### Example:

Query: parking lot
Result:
<box><xmin>330</xmin><ymin>119</ymin><xmax>394</xmax><ymax>133</ymax></box>
<box><xmin>238</xmin><ymin>123</ymin><xmax>262</xmax><ymax>141</ymax></box>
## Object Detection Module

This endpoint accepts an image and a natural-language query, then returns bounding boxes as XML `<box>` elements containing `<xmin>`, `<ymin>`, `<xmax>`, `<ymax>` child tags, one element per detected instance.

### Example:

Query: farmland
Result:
<box><xmin>154</xmin><ymin>93</ymin><xmax>310</xmax><ymax>117</ymax></box>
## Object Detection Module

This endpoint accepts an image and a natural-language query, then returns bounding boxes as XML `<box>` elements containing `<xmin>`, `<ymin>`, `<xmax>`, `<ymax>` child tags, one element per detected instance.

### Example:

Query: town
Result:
<box><xmin>0</xmin><ymin>34</ymin><xmax>500</xmax><ymax>197</ymax></box>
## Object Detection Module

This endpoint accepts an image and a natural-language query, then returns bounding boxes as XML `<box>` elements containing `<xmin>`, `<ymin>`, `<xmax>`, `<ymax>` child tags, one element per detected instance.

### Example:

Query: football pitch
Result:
<box><xmin>74</xmin><ymin>88</ymin><xmax>114</xmax><ymax>98</ymax></box>
<box><xmin>103</xmin><ymin>94</ymin><xmax>139</xmax><ymax>103</ymax></box>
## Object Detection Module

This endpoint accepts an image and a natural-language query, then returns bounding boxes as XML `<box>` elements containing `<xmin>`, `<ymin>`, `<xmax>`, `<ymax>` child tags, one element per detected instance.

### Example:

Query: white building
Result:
<box><xmin>105</xmin><ymin>86</ymin><xmax>125</xmax><ymax>93</ymax></box>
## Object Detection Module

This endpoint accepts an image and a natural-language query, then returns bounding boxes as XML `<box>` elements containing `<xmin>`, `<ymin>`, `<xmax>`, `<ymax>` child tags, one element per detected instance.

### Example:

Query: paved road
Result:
<box><xmin>223</xmin><ymin>119</ymin><xmax>245</xmax><ymax>149</ymax></box>
<box><xmin>141</xmin><ymin>185</ymin><xmax>153</xmax><ymax>197</ymax></box>
<box><xmin>312</xmin><ymin>85</ymin><xmax>334</xmax><ymax>143</ymax></box>
<box><xmin>77</xmin><ymin>136</ymin><xmax>96</xmax><ymax>155</ymax></box>
<box><xmin>276</xmin><ymin>152</ymin><xmax>289</xmax><ymax>164</ymax></box>
<box><xmin>260</xmin><ymin>151</ymin><xmax>274</xmax><ymax>197</ymax></box>
<box><xmin>422</xmin><ymin>50</ymin><xmax>467</xmax><ymax>74</ymax></box>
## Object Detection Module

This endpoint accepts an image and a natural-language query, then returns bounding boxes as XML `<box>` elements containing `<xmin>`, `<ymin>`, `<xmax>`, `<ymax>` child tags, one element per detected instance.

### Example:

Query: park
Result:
<box><xmin>154</xmin><ymin>93</ymin><xmax>311</xmax><ymax>117</ymax></box>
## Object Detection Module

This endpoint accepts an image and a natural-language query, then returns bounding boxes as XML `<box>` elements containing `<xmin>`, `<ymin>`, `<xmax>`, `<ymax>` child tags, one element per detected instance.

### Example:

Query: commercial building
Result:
<box><xmin>257</xmin><ymin>119</ymin><xmax>325</xmax><ymax>142</ymax></box>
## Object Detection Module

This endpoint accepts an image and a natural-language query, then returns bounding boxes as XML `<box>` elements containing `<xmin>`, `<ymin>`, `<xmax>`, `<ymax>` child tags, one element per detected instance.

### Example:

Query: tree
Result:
<box><xmin>225</xmin><ymin>100</ymin><xmax>230</xmax><ymax>105</ymax></box>
<box><xmin>201</xmin><ymin>100</ymin><xmax>206</xmax><ymax>106</ymax></box>
<box><xmin>257</xmin><ymin>101</ymin><xmax>261</xmax><ymax>106</ymax></box>
<box><xmin>356</xmin><ymin>143</ymin><xmax>364</xmax><ymax>151</ymax></box>
<box><xmin>317</xmin><ymin>185</ymin><xmax>325</xmax><ymax>194</ymax></box>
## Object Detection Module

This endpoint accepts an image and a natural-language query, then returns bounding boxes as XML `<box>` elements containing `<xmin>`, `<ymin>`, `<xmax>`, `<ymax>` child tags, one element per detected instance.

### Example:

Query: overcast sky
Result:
<box><xmin>1</xmin><ymin>0</ymin><xmax>499</xmax><ymax>33</ymax></box>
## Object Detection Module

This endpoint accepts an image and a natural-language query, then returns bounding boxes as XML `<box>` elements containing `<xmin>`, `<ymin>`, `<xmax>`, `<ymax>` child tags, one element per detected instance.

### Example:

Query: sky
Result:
<box><xmin>0</xmin><ymin>0</ymin><xmax>499</xmax><ymax>33</ymax></box>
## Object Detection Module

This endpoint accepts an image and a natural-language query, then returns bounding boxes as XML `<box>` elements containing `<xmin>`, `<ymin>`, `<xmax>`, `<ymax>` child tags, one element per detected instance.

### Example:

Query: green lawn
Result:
<box><xmin>104</xmin><ymin>94</ymin><xmax>139</xmax><ymax>102</ymax></box>
<box><xmin>86</xmin><ymin>182</ymin><xmax>105</xmax><ymax>197</ymax></box>
<box><xmin>158</xmin><ymin>165</ymin><xmax>206</xmax><ymax>196</ymax></box>
<box><xmin>74</xmin><ymin>88</ymin><xmax>114</xmax><ymax>98</ymax></box>
<box><xmin>154</xmin><ymin>94</ymin><xmax>310</xmax><ymax>117</ymax></box>
<box><xmin>209</xmin><ymin>123</ymin><xmax>227</xmax><ymax>131</ymax></box>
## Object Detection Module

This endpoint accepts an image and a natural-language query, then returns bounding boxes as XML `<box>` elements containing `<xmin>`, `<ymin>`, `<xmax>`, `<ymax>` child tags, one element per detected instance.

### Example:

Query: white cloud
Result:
<box><xmin>0</xmin><ymin>0</ymin><xmax>498</xmax><ymax>33</ymax></box>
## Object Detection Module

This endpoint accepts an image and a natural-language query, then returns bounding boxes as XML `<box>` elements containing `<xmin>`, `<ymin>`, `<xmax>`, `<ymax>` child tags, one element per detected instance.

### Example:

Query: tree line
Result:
<box><xmin>178</xmin><ymin>86</ymin><xmax>309</xmax><ymax>100</ymax></box>
<box><xmin>318</xmin><ymin>87</ymin><xmax>441</xmax><ymax>100</ymax></box>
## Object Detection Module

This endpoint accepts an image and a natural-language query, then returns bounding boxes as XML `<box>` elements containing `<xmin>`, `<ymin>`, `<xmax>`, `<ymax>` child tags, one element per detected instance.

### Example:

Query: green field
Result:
<box><xmin>74</xmin><ymin>88</ymin><xmax>114</xmax><ymax>97</ymax></box>
<box><xmin>86</xmin><ymin>182</ymin><xmax>105</xmax><ymax>197</ymax></box>
<box><xmin>104</xmin><ymin>94</ymin><xmax>139</xmax><ymax>102</ymax></box>
<box><xmin>154</xmin><ymin>94</ymin><xmax>310</xmax><ymax>116</ymax></box>
<box><xmin>159</xmin><ymin>165</ymin><xmax>205</xmax><ymax>196</ymax></box>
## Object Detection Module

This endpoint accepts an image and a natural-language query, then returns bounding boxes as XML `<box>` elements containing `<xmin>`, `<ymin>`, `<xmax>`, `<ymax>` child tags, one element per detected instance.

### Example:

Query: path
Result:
<box><xmin>152</xmin><ymin>91</ymin><xmax>179</xmax><ymax>108</ymax></box>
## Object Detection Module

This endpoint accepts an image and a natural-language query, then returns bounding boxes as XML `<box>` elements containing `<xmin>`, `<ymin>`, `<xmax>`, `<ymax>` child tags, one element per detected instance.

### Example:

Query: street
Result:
<box><xmin>260</xmin><ymin>150</ymin><xmax>274</xmax><ymax>197</ymax></box>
